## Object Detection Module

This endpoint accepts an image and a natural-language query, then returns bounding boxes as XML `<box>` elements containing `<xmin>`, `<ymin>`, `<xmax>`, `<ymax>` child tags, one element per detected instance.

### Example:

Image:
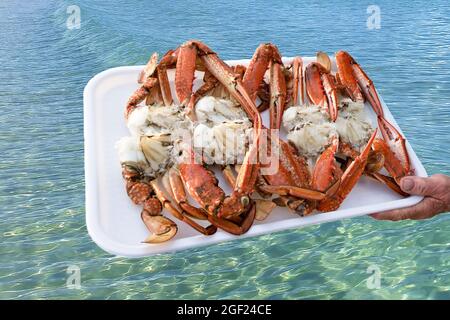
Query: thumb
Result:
<box><xmin>400</xmin><ymin>176</ymin><xmax>434</xmax><ymax>196</ymax></box>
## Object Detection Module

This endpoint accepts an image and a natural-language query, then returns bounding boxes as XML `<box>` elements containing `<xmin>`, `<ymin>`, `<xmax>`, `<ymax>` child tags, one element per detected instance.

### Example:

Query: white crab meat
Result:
<box><xmin>115</xmin><ymin>135</ymin><xmax>147</xmax><ymax>169</ymax></box>
<box><xmin>147</xmin><ymin>105</ymin><xmax>189</xmax><ymax>132</ymax></box>
<box><xmin>127</xmin><ymin>104</ymin><xmax>189</xmax><ymax>136</ymax></box>
<box><xmin>213</xmin><ymin>120</ymin><xmax>252</xmax><ymax>164</ymax></box>
<box><xmin>336</xmin><ymin>98</ymin><xmax>374</xmax><ymax>150</ymax></box>
<box><xmin>192</xmin><ymin>121</ymin><xmax>251</xmax><ymax>165</ymax></box>
<box><xmin>192</xmin><ymin>123</ymin><xmax>217</xmax><ymax>164</ymax></box>
<box><xmin>195</xmin><ymin>96</ymin><xmax>247</xmax><ymax>125</ymax></box>
<box><xmin>120</xmin><ymin>96</ymin><xmax>253</xmax><ymax>175</ymax></box>
<box><xmin>192</xmin><ymin>96</ymin><xmax>253</xmax><ymax>165</ymax></box>
<box><xmin>115</xmin><ymin>134</ymin><xmax>173</xmax><ymax>178</ymax></box>
<box><xmin>282</xmin><ymin>105</ymin><xmax>337</xmax><ymax>157</ymax></box>
<box><xmin>140</xmin><ymin>134</ymin><xmax>173</xmax><ymax>175</ymax></box>
<box><xmin>127</xmin><ymin>105</ymin><xmax>150</xmax><ymax>136</ymax></box>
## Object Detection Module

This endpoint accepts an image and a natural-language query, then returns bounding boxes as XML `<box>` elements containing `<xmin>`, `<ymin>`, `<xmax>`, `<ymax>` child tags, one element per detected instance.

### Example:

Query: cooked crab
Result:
<box><xmin>119</xmin><ymin>40</ymin><xmax>266</xmax><ymax>242</ymax></box>
<box><xmin>239</xmin><ymin>43</ymin><xmax>409</xmax><ymax>214</ymax></box>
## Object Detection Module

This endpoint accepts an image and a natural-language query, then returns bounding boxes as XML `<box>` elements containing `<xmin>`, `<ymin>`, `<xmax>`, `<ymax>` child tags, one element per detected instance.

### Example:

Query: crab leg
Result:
<box><xmin>168</xmin><ymin>168</ymin><xmax>208</xmax><ymax>220</ymax></box>
<box><xmin>222</xmin><ymin>165</ymin><xmax>276</xmax><ymax>220</ymax></box>
<box><xmin>292</xmin><ymin>57</ymin><xmax>304</xmax><ymax>105</ymax></box>
<box><xmin>146</xmin><ymin>80</ymin><xmax>165</xmax><ymax>106</ymax></box>
<box><xmin>175</xmin><ymin>42</ymin><xmax>197</xmax><ymax>105</ymax></box>
<box><xmin>318</xmin><ymin>129</ymin><xmax>378</xmax><ymax>212</ymax></box>
<box><xmin>138</xmin><ymin>52</ymin><xmax>158</xmax><ymax>84</ymax></box>
<box><xmin>150</xmin><ymin>179</ymin><xmax>217</xmax><ymax>235</ymax></box>
<box><xmin>157</xmin><ymin>64</ymin><xmax>173</xmax><ymax>106</ymax></box>
<box><xmin>372</xmin><ymin>138</ymin><xmax>405</xmax><ymax>183</ymax></box>
<box><xmin>179</xmin><ymin>153</ymin><xmax>236</xmax><ymax>215</ymax></box>
<box><xmin>187</xmin><ymin>69</ymin><xmax>219</xmax><ymax>112</ymax></box>
<box><xmin>261</xmin><ymin>139</ymin><xmax>310</xmax><ymax>191</ymax></box>
<box><xmin>207</xmin><ymin>204</ymin><xmax>256</xmax><ymax>235</ymax></box>
<box><xmin>258</xmin><ymin>185</ymin><xmax>326</xmax><ymax>201</ymax></box>
<box><xmin>233</xmin><ymin>65</ymin><xmax>246</xmax><ymax>79</ymax></box>
<box><xmin>373</xmin><ymin>118</ymin><xmax>411</xmax><ymax>183</ymax></box>
<box><xmin>222</xmin><ymin>165</ymin><xmax>238</xmax><ymax>188</ymax></box>
<box><xmin>335</xmin><ymin>51</ymin><xmax>364</xmax><ymax>102</ymax></box>
<box><xmin>305</xmin><ymin>62</ymin><xmax>327</xmax><ymax>107</ymax></box>
<box><xmin>269</xmin><ymin>59</ymin><xmax>287</xmax><ymax>129</ymax></box>
<box><xmin>178</xmin><ymin>154</ymin><xmax>257</xmax><ymax>233</ymax></box>
<box><xmin>257</xmin><ymin>80</ymin><xmax>271</xmax><ymax>112</ymax></box>
<box><xmin>198</xmin><ymin>47</ymin><xmax>263</xmax><ymax>126</ymax></box>
<box><xmin>179</xmin><ymin>146</ymin><xmax>256</xmax><ymax>219</ymax></box>
<box><xmin>260</xmin><ymin>138</ymin><xmax>341</xmax><ymax>209</ymax></box>
<box><xmin>336</xmin><ymin>50</ymin><xmax>384</xmax><ymax>117</ymax></box>
<box><xmin>159</xmin><ymin>48</ymin><xmax>179</xmax><ymax>67</ymax></box>
<box><xmin>125</xmin><ymin>77</ymin><xmax>159</xmax><ymax>118</ymax></box>
<box><xmin>235</xmin><ymin>61</ymin><xmax>270</xmax><ymax>112</ymax></box>
<box><xmin>127</xmin><ymin>49</ymin><xmax>180</xmax><ymax>117</ymax></box>
<box><xmin>321</xmin><ymin>73</ymin><xmax>338</xmax><ymax>121</ymax></box>
<box><xmin>336</xmin><ymin>138</ymin><xmax>408</xmax><ymax>197</ymax></box>
<box><xmin>242</xmin><ymin>43</ymin><xmax>280</xmax><ymax>101</ymax></box>
<box><xmin>367</xmin><ymin>172</ymin><xmax>409</xmax><ymax>197</ymax></box>
<box><xmin>241</xmin><ymin>43</ymin><xmax>287</xmax><ymax>128</ymax></box>
<box><xmin>305</xmin><ymin>62</ymin><xmax>338</xmax><ymax>121</ymax></box>
<box><xmin>222</xmin><ymin>144</ymin><xmax>260</xmax><ymax>218</ymax></box>
<box><xmin>311</xmin><ymin>136</ymin><xmax>340</xmax><ymax>192</ymax></box>
<box><xmin>352</xmin><ymin>62</ymin><xmax>384</xmax><ymax>118</ymax></box>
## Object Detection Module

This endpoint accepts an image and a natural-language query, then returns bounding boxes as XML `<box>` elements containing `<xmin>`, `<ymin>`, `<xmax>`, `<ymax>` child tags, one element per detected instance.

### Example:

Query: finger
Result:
<box><xmin>370</xmin><ymin>197</ymin><xmax>443</xmax><ymax>221</ymax></box>
<box><xmin>399</xmin><ymin>176</ymin><xmax>437</xmax><ymax>196</ymax></box>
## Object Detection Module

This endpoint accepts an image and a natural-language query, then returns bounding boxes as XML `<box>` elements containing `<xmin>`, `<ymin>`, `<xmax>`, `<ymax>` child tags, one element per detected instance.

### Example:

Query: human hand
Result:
<box><xmin>371</xmin><ymin>174</ymin><xmax>450</xmax><ymax>221</ymax></box>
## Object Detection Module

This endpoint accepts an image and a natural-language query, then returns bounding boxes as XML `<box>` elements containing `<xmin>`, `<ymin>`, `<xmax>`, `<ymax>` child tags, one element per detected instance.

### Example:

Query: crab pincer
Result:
<box><xmin>335</xmin><ymin>50</ymin><xmax>384</xmax><ymax>118</ymax></box>
<box><xmin>305</xmin><ymin>62</ymin><xmax>339</xmax><ymax>121</ymax></box>
<box><xmin>318</xmin><ymin>129</ymin><xmax>378</xmax><ymax>211</ymax></box>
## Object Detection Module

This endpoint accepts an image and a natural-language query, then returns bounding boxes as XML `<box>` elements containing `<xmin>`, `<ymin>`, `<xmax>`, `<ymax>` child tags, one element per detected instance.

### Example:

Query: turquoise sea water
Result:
<box><xmin>0</xmin><ymin>0</ymin><xmax>449</xmax><ymax>299</ymax></box>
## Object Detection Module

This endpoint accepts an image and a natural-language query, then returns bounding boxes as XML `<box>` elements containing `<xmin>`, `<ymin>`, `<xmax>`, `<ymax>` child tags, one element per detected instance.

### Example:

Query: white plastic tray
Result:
<box><xmin>84</xmin><ymin>57</ymin><xmax>427</xmax><ymax>257</ymax></box>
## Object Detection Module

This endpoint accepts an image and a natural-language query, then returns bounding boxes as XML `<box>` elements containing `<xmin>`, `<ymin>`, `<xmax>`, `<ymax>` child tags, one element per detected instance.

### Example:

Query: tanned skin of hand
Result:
<box><xmin>371</xmin><ymin>174</ymin><xmax>450</xmax><ymax>221</ymax></box>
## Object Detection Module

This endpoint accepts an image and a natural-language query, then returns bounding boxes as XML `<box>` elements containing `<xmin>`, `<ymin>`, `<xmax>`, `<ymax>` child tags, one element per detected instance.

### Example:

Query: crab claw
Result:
<box><xmin>141</xmin><ymin>212</ymin><xmax>178</xmax><ymax>243</ymax></box>
<box><xmin>243</xmin><ymin>43</ymin><xmax>282</xmax><ymax>101</ymax></box>
<box><xmin>351</xmin><ymin>62</ymin><xmax>384</xmax><ymax>118</ymax></box>
<box><xmin>321</xmin><ymin>73</ymin><xmax>338</xmax><ymax>122</ymax></box>
<box><xmin>305</xmin><ymin>63</ymin><xmax>327</xmax><ymax>107</ymax></box>
<box><xmin>312</xmin><ymin>136</ymin><xmax>340</xmax><ymax>192</ymax></box>
<box><xmin>367</xmin><ymin>172</ymin><xmax>409</xmax><ymax>197</ymax></box>
<box><xmin>175</xmin><ymin>42</ymin><xmax>198</xmax><ymax>105</ymax></box>
<box><xmin>336</xmin><ymin>51</ymin><xmax>384</xmax><ymax>117</ymax></box>
<box><xmin>292</xmin><ymin>57</ymin><xmax>304</xmax><ymax>105</ymax></box>
<box><xmin>257</xmin><ymin>185</ymin><xmax>327</xmax><ymax>201</ymax></box>
<box><xmin>305</xmin><ymin>62</ymin><xmax>338</xmax><ymax>121</ymax></box>
<box><xmin>375</xmin><ymin>117</ymin><xmax>411</xmax><ymax>183</ymax></box>
<box><xmin>138</xmin><ymin>52</ymin><xmax>158</xmax><ymax>84</ymax></box>
<box><xmin>335</xmin><ymin>51</ymin><xmax>364</xmax><ymax>102</ymax></box>
<box><xmin>318</xmin><ymin>129</ymin><xmax>378</xmax><ymax>212</ymax></box>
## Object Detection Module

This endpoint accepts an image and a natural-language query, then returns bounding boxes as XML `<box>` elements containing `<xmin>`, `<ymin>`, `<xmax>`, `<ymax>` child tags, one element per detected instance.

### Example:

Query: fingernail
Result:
<box><xmin>401</xmin><ymin>177</ymin><xmax>414</xmax><ymax>192</ymax></box>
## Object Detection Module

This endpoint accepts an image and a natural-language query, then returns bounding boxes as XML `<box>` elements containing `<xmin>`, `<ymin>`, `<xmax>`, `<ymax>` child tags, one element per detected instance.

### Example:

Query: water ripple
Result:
<box><xmin>0</xmin><ymin>0</ymin><xmax>449</xmax><ymax>299</ymax></box>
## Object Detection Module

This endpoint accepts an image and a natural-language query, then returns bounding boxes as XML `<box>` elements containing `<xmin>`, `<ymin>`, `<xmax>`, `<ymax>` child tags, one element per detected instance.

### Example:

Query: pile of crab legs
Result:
<box><xmin>122</xmin><ymin>40</ymin><xmax>412</xmax><ymax>243</ymax></box>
